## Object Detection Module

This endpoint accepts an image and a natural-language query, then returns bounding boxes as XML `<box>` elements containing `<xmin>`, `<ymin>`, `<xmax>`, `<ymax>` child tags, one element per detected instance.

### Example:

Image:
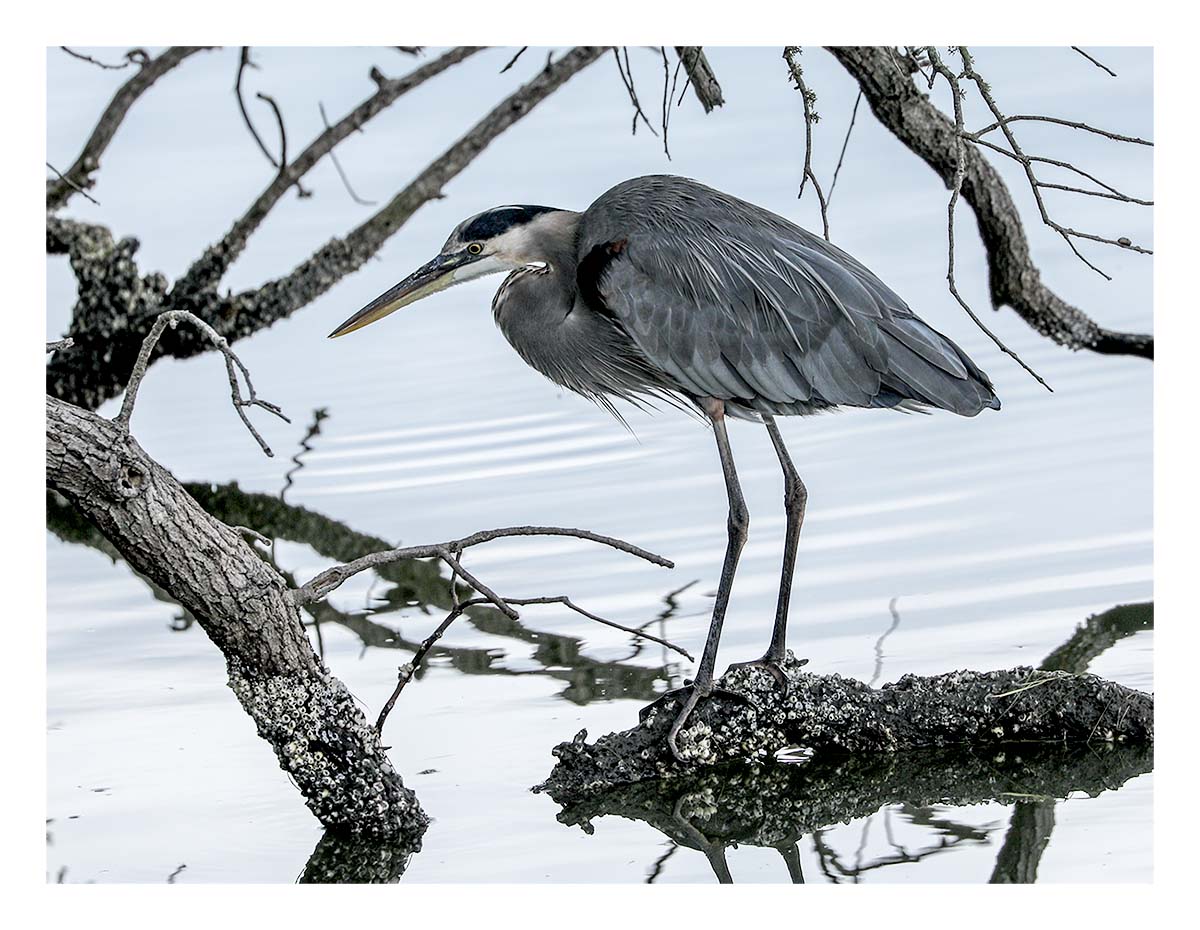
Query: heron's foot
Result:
<box><xmin>723</xmin><ymin>653</ymin><xmax>807</xmax><ymax>696</ymax></box>
<box><xmin>639</xmin><ymin>678</ymin><xmax>751</xmax><ymax>762</ymax></box>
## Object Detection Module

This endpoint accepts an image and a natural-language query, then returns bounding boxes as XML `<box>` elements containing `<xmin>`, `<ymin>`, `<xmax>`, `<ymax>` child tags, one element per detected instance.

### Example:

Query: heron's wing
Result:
<box><xmin>577</xmin><ymin>176</ymin><xmax>998</xmax><ymax>415</ymax></box>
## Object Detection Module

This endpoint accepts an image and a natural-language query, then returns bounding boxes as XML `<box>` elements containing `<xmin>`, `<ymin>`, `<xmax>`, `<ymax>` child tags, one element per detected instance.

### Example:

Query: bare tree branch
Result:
<box><xmin>827</xmin><ymin>46</ymin><xmax>1152</xmax><ymax>360</ymax></box>
<box><xmin>826</xmin><ymin>90</ymin><xmax>862</xmax><ymax>207</ymax></box>
<box><xmin>783</xmin><ymin>47</ymin><xmax>831</xmax><ymax>241</ymax></box>
<box><xmin>500</xmin><ymin>46</ymin><xmax>529</xmax><ymax>73</ymax></box>
<box><xmin>234</xmin><ymin>48</ymin><xmax>279</xmax><ymax>170</ymax></box>
<box><xmin>923</xmin><ymin>47</ymin><xmax>1050</xmax><ymax>390</ymax></box>
<box><xmin>952</xmin><ymin>47</ymin><xmax>1152</xmax><ymax>280</ymax></box>
<box><xmin>294</xmin><ymin>522</ymin><xmax>672</xmax><ymax>605</ymax></box>
<box><xmin>49</xmin><ymin>47</ymin><xmax>602</xmax><ymax>412</ymax></box>
<box><xmin>613</xmin><ymin>47</ymin><xmax>659</xmax><ymax>137</ymax></box>
<box><xmin>674</xmin><ymin>47</ymin><xmax>724</xmax><ymax>112</ymax></box>
<box><xmin>318</xmin><ymin>102</ymin><xmax>377</xmax><ymax>206</ymax></box>
<box><xmin>177</xmin><ymin>46</ymin><xmax>481</xmax><ymax>297</ymax></box>
<box><xmin>115</xmin><ymin>310</ymin><xmax>289</xmax><ymax>455</ymax></box>
<box><xmin>60</xmin><ymin>46</ymin><xmax>149</xmax><ymax>71</ymax></box>
<box><xmin>1070</xmin><ymin>46</ymin><xmax>1117</xmax><ymax>77</ymax></box>
<box><xmin>47</xmin><ymin>47</ymin><xmax>212</xmax><ymax>211</ymax></box>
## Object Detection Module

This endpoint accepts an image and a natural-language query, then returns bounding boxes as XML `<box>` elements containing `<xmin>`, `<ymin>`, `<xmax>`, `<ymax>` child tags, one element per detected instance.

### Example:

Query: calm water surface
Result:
<box><xmin>46</xmin><ymin>46</ymin><xmax>1153</xmax><ymax>882</ymax></box>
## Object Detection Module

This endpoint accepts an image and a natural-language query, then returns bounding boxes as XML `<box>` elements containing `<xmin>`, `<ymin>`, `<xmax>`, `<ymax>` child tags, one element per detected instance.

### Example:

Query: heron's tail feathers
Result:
<box><xmin>877</xmin><ymin>313</ymin><xmax>1001</xmax><ymax>416</ymax></box>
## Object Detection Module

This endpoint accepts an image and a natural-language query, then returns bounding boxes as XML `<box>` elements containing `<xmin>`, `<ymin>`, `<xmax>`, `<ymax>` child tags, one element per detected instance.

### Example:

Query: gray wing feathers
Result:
<box><xmin>579</xmin><ymin>176</ymin><xmax>999</xmax><ymax>418</ymax></box>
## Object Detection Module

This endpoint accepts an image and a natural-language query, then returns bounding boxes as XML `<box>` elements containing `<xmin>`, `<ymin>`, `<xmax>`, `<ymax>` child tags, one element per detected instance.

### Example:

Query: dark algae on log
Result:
<box><xmin>538</xmin><ymin>655</ymin><xmax>1153</xmax><ymax>797</ymax></box>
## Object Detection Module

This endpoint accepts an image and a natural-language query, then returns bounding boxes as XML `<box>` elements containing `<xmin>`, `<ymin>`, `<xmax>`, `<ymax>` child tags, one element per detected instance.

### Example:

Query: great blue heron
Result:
<box><xmin>331</xmin><ymin>174</ymin><xmax>999</xmax><ymax>758</ymax></box>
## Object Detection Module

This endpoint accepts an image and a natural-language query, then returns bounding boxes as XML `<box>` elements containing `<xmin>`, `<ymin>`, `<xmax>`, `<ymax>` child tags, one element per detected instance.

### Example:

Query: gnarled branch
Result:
<box><xmin>827</xmin><ymin>46</ymin><xmax>1152</xmax><ymax>360</ymax></box>
<box><xmin>47</xmin><ymin>47</ymin><xmax>213</xmax><ymax>211</ymax></box>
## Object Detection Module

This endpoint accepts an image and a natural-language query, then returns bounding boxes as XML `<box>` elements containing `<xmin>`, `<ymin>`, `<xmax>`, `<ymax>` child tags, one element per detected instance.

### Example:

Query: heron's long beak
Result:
<box><xmin>329</xmin><ymin>251</ymin><xmax>494</xmax><ymax>338</ymax></box>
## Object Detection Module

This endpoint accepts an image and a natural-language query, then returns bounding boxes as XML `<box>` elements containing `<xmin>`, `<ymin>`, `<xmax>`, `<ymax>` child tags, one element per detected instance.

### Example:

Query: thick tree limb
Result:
<box><xmin>826</xmin><ymin>46</ymin><xmax>1153</xmax><ymax>360</ymax></box>
<box><xmin>47</xmin><ymin>47</ymin><xmax>213</xmax><ymax>211</ymax></box>
<box><xmin>46</xmin><ymin>395</ymin><xmax>427</xmax><ymax>840</ymax></box>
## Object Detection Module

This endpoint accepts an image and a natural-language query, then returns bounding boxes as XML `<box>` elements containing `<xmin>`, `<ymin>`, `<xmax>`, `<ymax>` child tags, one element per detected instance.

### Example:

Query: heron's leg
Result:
<box><xmin>765</xmin><ymin>413</ymin><xmax>807</xmax><ymax>659</ymax></box>
<box><xmin>727</xmin><ymin>414</ymin><xmax>808</xmax><ymax>684</ymax></box>
<box><xmin>776</xmin><ymin>841</ymin><xmax>806</xmax><ymax>883</ymax></box>
<box><xmin>703</xmin><ymin>845</ymin><xmax>735</xmax><ymax>884</ymax></box>
<box><xmin>658</xmin><ymin>402</ymin><xmax>750</xmax><ymax>757</ymax></box>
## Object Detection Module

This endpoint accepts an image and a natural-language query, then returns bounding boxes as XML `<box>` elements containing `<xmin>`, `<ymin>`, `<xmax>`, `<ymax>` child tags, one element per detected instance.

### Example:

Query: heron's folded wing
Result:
<box><xmin>578</xmin><ymin>176</ymin><xmax>998</xmax><ymax>415</ymax></box>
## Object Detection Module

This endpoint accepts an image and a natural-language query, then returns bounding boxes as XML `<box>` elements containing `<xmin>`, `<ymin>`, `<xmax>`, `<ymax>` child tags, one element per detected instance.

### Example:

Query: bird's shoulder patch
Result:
<box><xmin>577</xmin><ymin>238</ymin><xmax>630</xmax><ymax>319</ymax></box>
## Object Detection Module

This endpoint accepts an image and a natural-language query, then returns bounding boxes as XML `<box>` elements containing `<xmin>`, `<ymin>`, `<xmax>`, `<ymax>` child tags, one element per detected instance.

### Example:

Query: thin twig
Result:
<box><xmin>46</xmin><ymin>162</ymin><xmax>100</xmax><ymax>205</ymax></box>
<box><xmin>826</xmin><ymin>90</ymin><xmax>862</xmax><ymax>207</ymax></box>
<box><xmin>373</xmin><ymin>584</ymin><xmax>694</xmax><ymax>736</ymax></box>
<box><xmin>234</xmin><ymin>48</ymin><xmax>279</xmax><ymax>169</ymax></box>
<box><xmin>660</xmin><ymin>46</ymin><xmax>673</xmax><ymax>160</ymax></box>
<box><xmin>500</xmin><ymin>47</ymin><xmax>528</xmax><ymax>73</ymax></box>
<box><xmin>115</xmin><ymin>310</ymin><xmax>289</xmax><ymax>455</ymax></box>
<box><xmin>460</xmin><ymin>595</ymin><xmax>693</xmax><ymax>661</ymax></box>
<box><xmin>613</xmin><ymin>47</ymin><xmax>658</xmax><ymax>137</ymax></box>
<box><xmin>254</xmin><ymin>90</ymin><xmax>311</xmax><ymax>198</ymax></box>
<box><xmin>971</xmin><ymin>114</ymin><xmax>1151</xmax><ymax>147</ymax></box>
<box><xmin>318</xmin><ymin>102</ymin><xmax>376</xmax><ymax>205</ymax></box>
<box><xmin>437</xmin><ymin>547</ymin><xmax>518</xmax><ymax>619</ymax></box>
<box><xmin>295</xmin><ymin>524</ymin><xmax>672</xmax><ymax>606</ymax></box>
<box><xmin>61</xmin><ymin>47</ymin><xmax>148</xmax><ymax>70</ymax></box>
<box><xmin>925</xmin><ymin>47</ymin><xmax>1052</xmax><ymax>391</ymax></box>
<box><xmin>955</xmin><ymin>47</ymin><xmax>1152</xmax><ymax>277</ymax></box>
<box><xmin>1070</xmin><ymin>46</ymin><xmax>1117</xmax><ymax>78</ymax></box>
<box><xmin>46</xmin><ymin>338</ymin><xmax>74</xmax><ymax>354</ymax></box>
<box><xmin>783</xmin><ymin>47</ymin><xmax>830</xmax><ymax>240</ymax></box>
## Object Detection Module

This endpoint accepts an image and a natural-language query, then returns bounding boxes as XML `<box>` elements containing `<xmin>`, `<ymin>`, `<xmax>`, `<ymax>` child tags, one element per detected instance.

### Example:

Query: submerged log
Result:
<box><xmin>538</xmin><ymin>656</ymin><xmax>1153</xmax><ymax>798</ymax></box>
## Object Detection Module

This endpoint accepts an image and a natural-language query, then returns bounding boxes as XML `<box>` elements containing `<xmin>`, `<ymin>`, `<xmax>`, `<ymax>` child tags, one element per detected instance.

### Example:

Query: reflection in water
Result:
<box><xmin>45</xmin><ymin>408</ymin><xmax>1154</xmax><ymax>884</ymax></box>
<box><xmin>45</xmin><ymin>479</ymin><xmax>1155</xmax><ymax>882</ymax></box>
<box><xmin>542</xmin><ymin>600</ymin><xmax>1153</xmax><ymax>885</ymax></box>
<box><xmin>548</xmin><ymin>743</ymin><xmax>1151</xmax><ymax>884</ymax></box>
<box><xmin>45</xmin><ymin>480</ymin><xmax>688</xmax><ymax>706</ymax></box>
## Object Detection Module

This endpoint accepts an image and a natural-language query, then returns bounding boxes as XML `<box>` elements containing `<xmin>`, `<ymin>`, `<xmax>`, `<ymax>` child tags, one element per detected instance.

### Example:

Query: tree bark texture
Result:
<box><xmin>45</xmin><ymin>395</ymin><xmax>427</xmax><ymax>842</ymax></box>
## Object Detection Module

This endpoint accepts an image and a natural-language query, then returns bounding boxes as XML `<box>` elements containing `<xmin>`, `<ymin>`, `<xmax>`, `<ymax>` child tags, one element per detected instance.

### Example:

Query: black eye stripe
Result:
<box><xmin>461</xmin><ymin>204</ymin><xmax>560</xmax><ymax>242</ymax></box>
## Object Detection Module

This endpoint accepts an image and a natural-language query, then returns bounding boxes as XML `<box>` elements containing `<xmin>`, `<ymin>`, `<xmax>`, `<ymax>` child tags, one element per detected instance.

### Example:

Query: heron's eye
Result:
<box><xmin>467</xmin><ymin>243</ymin><xmax>483</xmax><ymax>255</ymax></box>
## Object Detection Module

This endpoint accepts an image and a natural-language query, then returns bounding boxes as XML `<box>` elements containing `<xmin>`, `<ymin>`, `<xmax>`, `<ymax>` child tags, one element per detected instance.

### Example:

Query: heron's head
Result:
<box><xmin>329</xmin><ymin>204</ymin><xmax>570</xmax><ymax>338</ymax></box>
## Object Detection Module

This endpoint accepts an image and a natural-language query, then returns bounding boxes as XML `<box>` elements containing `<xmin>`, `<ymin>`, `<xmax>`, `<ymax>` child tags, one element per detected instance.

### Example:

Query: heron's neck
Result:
<box><xmin>521</xmin><ymin>210</ymin><xmax>582</xmax><ymax>273</ymax></box>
